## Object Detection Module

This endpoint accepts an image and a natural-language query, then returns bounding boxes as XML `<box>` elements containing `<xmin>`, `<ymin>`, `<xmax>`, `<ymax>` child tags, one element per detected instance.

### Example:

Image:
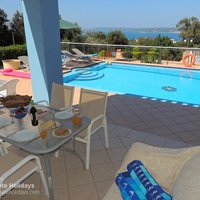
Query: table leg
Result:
<box><xmin>44</xmin><ymin>154</ymin><xmax>54</xmax><ymax>200</ymax></box>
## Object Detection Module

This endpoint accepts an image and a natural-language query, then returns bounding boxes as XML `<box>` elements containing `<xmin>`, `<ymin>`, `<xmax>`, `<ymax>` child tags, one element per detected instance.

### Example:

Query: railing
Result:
<box><xmin>61</xmin><ymin>42</ymin><xmax>200</xmax><ymax>65</ymax></box>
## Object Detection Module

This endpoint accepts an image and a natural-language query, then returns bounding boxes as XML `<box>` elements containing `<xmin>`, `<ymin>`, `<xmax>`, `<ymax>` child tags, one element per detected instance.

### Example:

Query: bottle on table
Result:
<box><xmin>30</xmin><ymin>100</ymin><xmax>38</xmax><ymax>126</ymax></box>
<box><xmin>72</xmin><ymin>106</ymin><xmax>82</xmax><ymax>126</ymax></box>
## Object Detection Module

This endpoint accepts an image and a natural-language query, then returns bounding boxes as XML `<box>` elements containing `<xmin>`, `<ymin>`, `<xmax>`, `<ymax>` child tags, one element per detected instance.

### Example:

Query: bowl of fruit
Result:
<box><xmin>10</xmin><ymin>106</ymin><xmax>29</xmax><ymax>119</ymax></box>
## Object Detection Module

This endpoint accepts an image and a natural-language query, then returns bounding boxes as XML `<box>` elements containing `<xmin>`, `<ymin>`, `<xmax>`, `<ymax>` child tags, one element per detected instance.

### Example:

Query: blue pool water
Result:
<box><xmin>63</xmin><ymin>63</ymin><xmax>200</xmax><ymax>106</ymax></box>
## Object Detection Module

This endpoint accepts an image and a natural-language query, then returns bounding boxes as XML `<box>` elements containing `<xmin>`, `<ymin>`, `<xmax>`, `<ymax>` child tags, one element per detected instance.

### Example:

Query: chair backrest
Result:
<box><xmin>62</xmin><ymin>50</ymin><xmax>73</xmax><ymax>57</ymax></box>
<box><xmin>79</xmin><ymin>88</ymin><xmax>108</xmax><ymax>119</ymax></box>
<box><xmin>50</xmin><ymin>82</ymin><xmax>74</xmax><ymax>109</ymax></box>
<box><xmin>17</xmin><ymin>56</ymin><xmax>29</xmax><ymax>66</ymax></box>
<box><xmin>115</xmin><ymin>49</ymin><xmax>125</xmax><ymax>60</ymax></box>
<box><xmin>0</xmin><ymin>141</ymin><xmax>7</xmax><ymax>156</ymax></box>
<box><xmin>72</xmin><ymin>48</ymin><xmax>85</xmax><ymax>56</ymax></box>
<box><xmin>0</xmin><ymin>79</ymin><xmax>19</xmax><ymax>96</ymax></box>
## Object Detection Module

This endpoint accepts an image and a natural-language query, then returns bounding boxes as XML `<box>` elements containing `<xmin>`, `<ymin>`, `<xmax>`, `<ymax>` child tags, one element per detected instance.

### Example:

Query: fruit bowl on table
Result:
<box><xmin>0</xmin><ymin>95</ymin><xmax>32</xmax><ymax>108</ymax></box>
<box><xmin>10</xmin><ymin>106</ymin><xmax>29</xmax><ymax>119</ymax></box>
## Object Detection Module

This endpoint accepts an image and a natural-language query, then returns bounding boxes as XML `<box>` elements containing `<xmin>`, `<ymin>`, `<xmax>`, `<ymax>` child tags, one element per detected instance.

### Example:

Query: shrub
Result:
<box><xmin>146</xmin><ymin>48</ymin><xmax>159</xmax><ymax>63</ymax></box>
<box><xmin>98</xmin><ymin>50</ymin><xmax>106</xmax><ymax>58</ymax></box>
<box><xmin>131</xmin><ymin>47</ymin><xmax>143</xmax><ymax>60</ymax></box>
<box><xmin>0</xmin><ymin>44</ymin><xmax>27</xmax><ymax>66</ymax></box>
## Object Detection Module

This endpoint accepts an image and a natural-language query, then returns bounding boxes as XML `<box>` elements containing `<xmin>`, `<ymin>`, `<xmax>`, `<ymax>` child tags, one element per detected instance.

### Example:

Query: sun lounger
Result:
<box><xmin>61</xmin><ymin>50</ymin><xmax>92</xmax><ymax>68</ymax></box>
<box><xmin>0</xmin><ymin>69</ymin><xmax>30</xmax><ymax>79</ymax></box>
<box><xmin>72</xmin><ymin>48</ymin><xmax>98</xmax><ymax>59</ymax></box>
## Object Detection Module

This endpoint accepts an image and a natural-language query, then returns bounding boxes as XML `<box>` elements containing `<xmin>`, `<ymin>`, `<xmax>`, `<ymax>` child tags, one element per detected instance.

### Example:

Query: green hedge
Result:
<box><xmin>0</xmin><ymin>45</ymin><xmax>27</xmax><ymax>66</ymax></box>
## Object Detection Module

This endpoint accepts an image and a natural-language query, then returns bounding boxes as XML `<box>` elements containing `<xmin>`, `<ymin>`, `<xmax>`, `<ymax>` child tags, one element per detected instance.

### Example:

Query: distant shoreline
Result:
<box><xmin>83</xmin><ymin>27</ymin><xmax>181</xmax><ymax>41</ymax></box>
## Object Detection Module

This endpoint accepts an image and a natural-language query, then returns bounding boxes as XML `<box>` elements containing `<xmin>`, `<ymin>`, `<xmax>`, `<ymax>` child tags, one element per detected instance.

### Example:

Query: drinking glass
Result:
<box><xmin>38</xmin><ymin>125</ymin><xmax>48</xmax><ymax>140</ymax></box>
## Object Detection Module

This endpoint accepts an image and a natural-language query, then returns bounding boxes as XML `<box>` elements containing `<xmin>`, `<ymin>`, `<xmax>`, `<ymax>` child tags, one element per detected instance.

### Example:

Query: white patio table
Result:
<box><xmin>0</xmin><ymin>105</ymin><xmax>91</xmax><ymax>200</ymax></box>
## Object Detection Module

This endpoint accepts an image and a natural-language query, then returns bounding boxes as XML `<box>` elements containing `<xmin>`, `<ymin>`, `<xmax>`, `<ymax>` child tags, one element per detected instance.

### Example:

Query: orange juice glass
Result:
<box><xmin>72</xmin><ymin>115</ymin><xmax>82</xmax><ymax>126</ymax></box>
<box><xmin>40</xmin><ymin>129</ymin><xmax>48</xmax><ymax>139</ymax></box>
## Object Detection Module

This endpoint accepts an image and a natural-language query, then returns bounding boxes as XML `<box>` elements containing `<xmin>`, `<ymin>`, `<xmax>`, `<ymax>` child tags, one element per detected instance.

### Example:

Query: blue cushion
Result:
<box><xmin>115</xmin><ymin>160</ymin><xmax>172</xmax><ymax>200</ymax></box>
<box><xmin>82</xmin><ymin>55</ymin><xmax>89</xmax><ymax>59</ymax></box>
<box><xmin>116</xmin><ymin>172</ymin><xmax>146</xmax><ymax>200</ymax></box>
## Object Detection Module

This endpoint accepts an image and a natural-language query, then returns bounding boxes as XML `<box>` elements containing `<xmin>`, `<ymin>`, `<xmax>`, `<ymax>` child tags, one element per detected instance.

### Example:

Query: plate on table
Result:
<box><xmin>9</xmin><ymin>129</ymin><xmax>39</xmax><ymax>142</ymax></box>
<box><xmin>54</xmin><ymin>110</ymin><xmax>73</xmax><ymax>120</ymax></box>
<box><xmin>0</xmin><ymin>117</ymin><xmax>13</xmax><ymax>128</ymax></box>
<box><xmin>52</xmin><ymin>127</ymin><xmax>71</xmax><ymax>138</ymax></box>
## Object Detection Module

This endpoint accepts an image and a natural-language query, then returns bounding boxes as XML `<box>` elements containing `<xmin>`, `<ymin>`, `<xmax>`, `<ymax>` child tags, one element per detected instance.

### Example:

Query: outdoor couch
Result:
<box><xmin>103</xmin><ymin>142</ymin><xmax>200</xmax><ymax>200</ymax></box>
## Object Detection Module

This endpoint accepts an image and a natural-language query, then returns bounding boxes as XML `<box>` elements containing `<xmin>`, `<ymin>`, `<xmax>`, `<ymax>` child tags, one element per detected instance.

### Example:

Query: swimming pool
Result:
<box><xmin>63</xmin><ymin>63</ymin><xmax>200</xmax><ymax>106</ymax></box>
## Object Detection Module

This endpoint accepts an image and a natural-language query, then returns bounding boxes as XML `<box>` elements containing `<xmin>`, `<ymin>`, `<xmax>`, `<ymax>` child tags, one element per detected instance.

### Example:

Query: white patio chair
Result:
<box><xmin>0</xmin><ymin>141</ymin><xmax>49</xmax><ymax>199</ymax></box>
<box><xmin>36</xmin><ymin>82</ymin><xmax>75</xmax><ymax>110</ymax></box>
<box><xmin>0</xmin><ymin>79</ymin><xmax>19</xmax><ymax>97</ymax></box>
<box><xmin>75</xmin><ymin>88</ymin><xmax>109</xmax><ymax>170</ymax></box>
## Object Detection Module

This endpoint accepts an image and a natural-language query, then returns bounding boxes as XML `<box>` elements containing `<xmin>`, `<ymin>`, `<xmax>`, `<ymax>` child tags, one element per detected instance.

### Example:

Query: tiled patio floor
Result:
<box><xmin>2</xmin><ymin>124</ymin><xmax>189</xmax><ymax>200</ymax></box>
<box><xmin>0</xmin><ymin>74</ymin><xmax>199</xmax><ymax>199</ymax></box>
<box><xmin>106</xmin><ymin>94</ymin><xmax>200</xmax><ymax>145</ymax></box>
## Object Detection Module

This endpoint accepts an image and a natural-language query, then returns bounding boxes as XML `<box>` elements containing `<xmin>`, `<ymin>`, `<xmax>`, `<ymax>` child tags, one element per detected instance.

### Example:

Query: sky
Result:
<box><xmin>1</xmin><ymin>0</ymin><xmax>200</xmax><ymax>29</ymax></box>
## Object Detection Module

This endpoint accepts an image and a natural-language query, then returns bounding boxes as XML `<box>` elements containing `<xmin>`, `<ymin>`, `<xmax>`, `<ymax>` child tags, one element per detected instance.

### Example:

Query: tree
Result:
<box><xmin>10</xmin><ymin>11</ymin><xmax>25</xmax><ymax>44</ymax></box>
<box><xmin>153</xmin><ymin>35</ymin><xmax>173</xmax><ymax>46</ymax></box>
<box><xmin>94</xmin><ymin>31</ymin><xmax>106</xmax><ymax>41</ymax></box>
<box><xmin>84</xmin><ymin>31</ymin><xmax>106</xmax><ymax>43</ymax></box>
<box><xmin>60</xmin><ymin>25</ymin><xmax>82</xmax><ymax>42</ymax></box>
<box><xmin>135</xmin><ymin>37</ymin><xmax>154</xmax><ymax>46</ymax></box>
<box><xmin>0</xmin><ymin>9</ymin><xmax>12</xmax><ymax>46</ymax></box>
<box><xmin>176</xmin><ymin>17</ymin><xmax>200</xmax><ymax>45</ymax></box>
<box><xmin>106</xmin><ymin>31</ymin><xmax>128</xmax><ymax>45</ymax></box>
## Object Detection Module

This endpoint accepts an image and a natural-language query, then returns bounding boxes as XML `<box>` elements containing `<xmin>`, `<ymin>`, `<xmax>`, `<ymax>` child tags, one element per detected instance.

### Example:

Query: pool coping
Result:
<box><xmin>110</xmin><ymin>60</ymin><xmax>200</xmax><ymax>71</ymax></box>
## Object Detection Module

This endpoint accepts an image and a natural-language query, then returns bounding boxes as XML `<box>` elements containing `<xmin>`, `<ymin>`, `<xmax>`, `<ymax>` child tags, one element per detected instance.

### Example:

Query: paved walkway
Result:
<box><xmin>107</xmin><ymin>94</ymin><xmax>200</xmax><ymax>145</ymax></box>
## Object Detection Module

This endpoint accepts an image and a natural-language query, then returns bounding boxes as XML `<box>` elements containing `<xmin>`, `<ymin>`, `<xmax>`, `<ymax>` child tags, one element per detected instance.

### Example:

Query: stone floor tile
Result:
<box><xmin>69</xmin><ymin>184</ymin><xmax>99</xmax><ymax>200</ymax></box>
<box><xmin>90</xmin><ymin>138</ymin><xmax>106</xmax><ymax>152</ymax></box>
<box><xmin>164</xmin><ymin>139</ymin><xmax>188</xmax><ymax>148</ymax></box>
<box><xmin>95</xmin><ymin>180</ymin><xmax>113</xmax><ymax>200</ymax></box>
<box><xmin>101</xmin><ymin>137</ymin><xmax>124</xmax><ymax>149</ymax></box>
<box><xmin>67</xmin><ymin>167</ymin><xmax>94</xmax><ymax>187</ymax></box>
<box><xmin>144</xmin><ymin>135</ymin><xmax>167</xmax><ymax>147</ymax></box>
<box><xmin>91</xmin><ymin>163</ymin><xmax>115</xmax><ymax>182</ymax></box>
<box><xmin>64</xmin><ymin>151</ymin><xmax>86</xmax><ymax>170</ymax></box>
<box><xmin>107</xmin><ymin>147</ymin><xmax>127</xmax><ymax>163</ymax></box>
<box><xmin>90</xmin><ymin>150</ymin><xmax>111</xmax><ymax>166</ymax></box>
<box><xmin>54</xmin><ymin>187</ymin><xmax>69</xmax><ymax>200</ymax></box>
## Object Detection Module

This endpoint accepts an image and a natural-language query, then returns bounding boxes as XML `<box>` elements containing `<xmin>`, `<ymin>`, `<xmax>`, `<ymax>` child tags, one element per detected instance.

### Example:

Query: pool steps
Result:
<box><xmin>63</xmin><ymin>63</ymin><xmax>106</xmax><ymax>82</ymax></box>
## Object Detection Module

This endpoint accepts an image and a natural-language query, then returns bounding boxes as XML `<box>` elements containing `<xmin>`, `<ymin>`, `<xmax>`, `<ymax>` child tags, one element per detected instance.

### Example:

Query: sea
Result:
<box><xmin>123</xmin><ymin>31</ymin><xmax>181</xmax><ymax>41</ymax></box>
<box><xmin>84</xmin><ymin>28</ymin><xmax>181</xmax><ymax>41</ymax></box>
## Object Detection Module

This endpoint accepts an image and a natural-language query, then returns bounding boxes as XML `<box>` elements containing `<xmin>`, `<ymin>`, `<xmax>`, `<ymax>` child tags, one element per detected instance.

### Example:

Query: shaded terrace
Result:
<box><xmin>0</xmin><ymin>73</ymin><xmax>198</xmax><ymax>200</ymax></box>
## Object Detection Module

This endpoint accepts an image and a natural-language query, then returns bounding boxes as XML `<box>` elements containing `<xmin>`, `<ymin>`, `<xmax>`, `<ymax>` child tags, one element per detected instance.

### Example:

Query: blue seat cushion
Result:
<box><xmin>115</xmin><ymin>160</ymin><xmax>172</xmax><ymax>200</ymax></box>
<box><xmin>82</xmin><ymin>55</ymin><xmax>90</xmax><ymax>59</ymax></box>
